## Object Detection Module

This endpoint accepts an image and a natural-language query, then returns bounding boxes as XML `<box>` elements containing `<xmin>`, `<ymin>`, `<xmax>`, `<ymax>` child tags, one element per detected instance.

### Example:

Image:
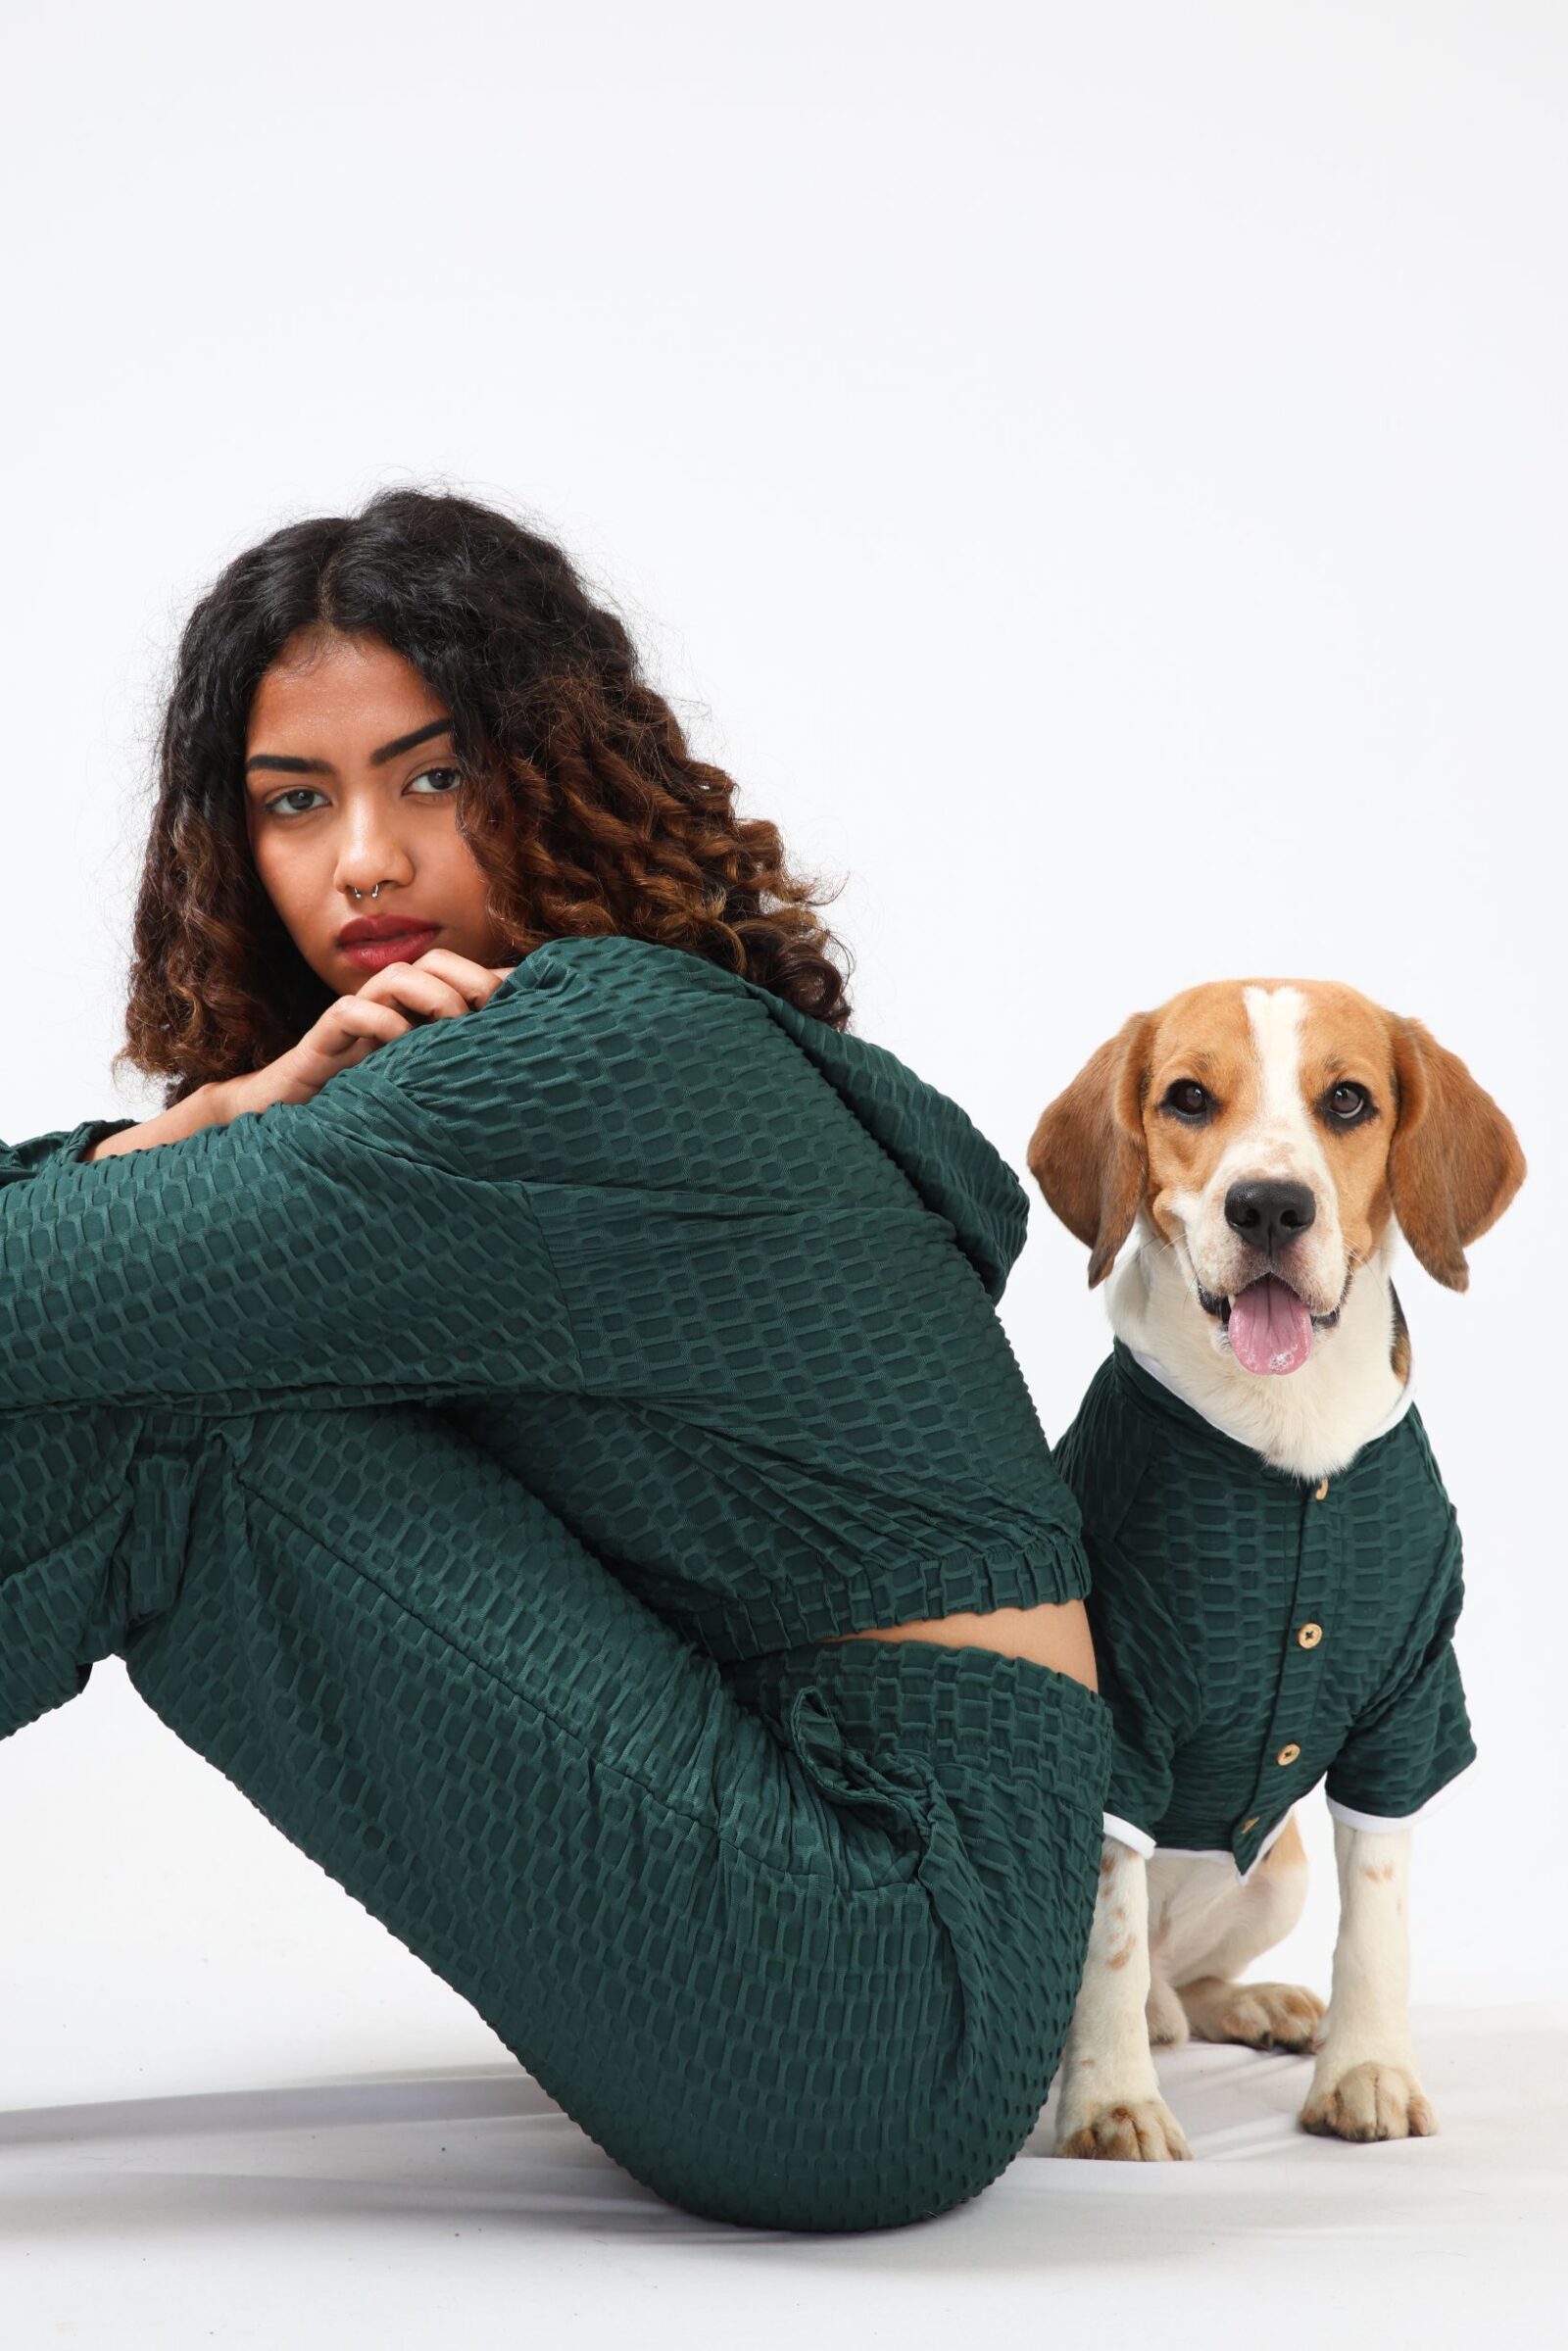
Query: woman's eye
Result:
<box><xmin>1165</xmin><ymin>1081</ymin><xmax>1209</xmax><ymax>1118</ymax></box>
<box><xmin>1328</xmin><ymin>1083</ymin><xmax>1370</xmax><ymax>1119</ymax></box>
<box><xmin>262</xmin><ymin>769</ymin><xmax>462</xmax><ymax>819</ymax></box>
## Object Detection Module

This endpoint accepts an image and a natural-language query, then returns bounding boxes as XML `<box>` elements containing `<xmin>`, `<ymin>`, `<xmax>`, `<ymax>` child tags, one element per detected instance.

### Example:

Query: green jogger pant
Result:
<box><xmin>2</xmin><ymin>1394</ymin><xmax>1112</xmax><ymax>2233</ymax></box>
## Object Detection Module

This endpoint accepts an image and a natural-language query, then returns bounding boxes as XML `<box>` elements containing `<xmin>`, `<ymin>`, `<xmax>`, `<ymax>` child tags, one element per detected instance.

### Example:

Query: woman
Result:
<box><xmin>0</xmin><ymin>487</ymin><xmax>1110</xmax><ymax>2230</ymax></box>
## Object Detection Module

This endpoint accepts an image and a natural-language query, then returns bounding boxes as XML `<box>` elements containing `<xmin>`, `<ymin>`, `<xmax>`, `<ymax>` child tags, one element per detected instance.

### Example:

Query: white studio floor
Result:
<box><xmin>3</xmin><ymin>1675</ymin><xmax>1563</xmax><ymax>2346</ymax></box>
<box><xmin>2</xmin><ymin>2005</ymin><xmax>1561</xmax><ymax>2346</ymax></box>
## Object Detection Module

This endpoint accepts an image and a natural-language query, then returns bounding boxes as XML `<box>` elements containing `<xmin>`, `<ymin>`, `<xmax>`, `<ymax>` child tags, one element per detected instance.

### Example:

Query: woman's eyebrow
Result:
<box><xmin>245</xmin><ymin>717</ymin><xmax>454</xmax><ymax>776</ymax></box>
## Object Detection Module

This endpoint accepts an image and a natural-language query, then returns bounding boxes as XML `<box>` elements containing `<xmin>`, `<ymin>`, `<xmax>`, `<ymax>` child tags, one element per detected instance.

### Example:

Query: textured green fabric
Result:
<box><xmin>1</xmin><ymin>937</ymin><xmax>1091</xmax><ymax>1652</ymax></box>
<box><xmin>1</xmin><ymin>933</ymin><xmax>1112</xmax><ymax>2229</ymax></box>
<box><xmin>1054</xmin><ymin>1339</ymin><xmax>1474</xmax><ymax>1879</ymax></box>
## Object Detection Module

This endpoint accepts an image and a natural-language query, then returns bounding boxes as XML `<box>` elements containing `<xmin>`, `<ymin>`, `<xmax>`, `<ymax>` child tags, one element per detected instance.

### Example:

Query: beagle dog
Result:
<box><xmin>1028</xmin><ymin>980</ymin><xmax>1525</xmax><ymax>2157</ymax></box>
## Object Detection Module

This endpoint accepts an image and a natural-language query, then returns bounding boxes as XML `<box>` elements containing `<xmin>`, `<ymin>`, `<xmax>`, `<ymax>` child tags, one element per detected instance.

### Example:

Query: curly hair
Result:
<box><xmin>115</xmin><ymin>486</ymin><xmax>856</xmax><ymax>1108</ymax></box>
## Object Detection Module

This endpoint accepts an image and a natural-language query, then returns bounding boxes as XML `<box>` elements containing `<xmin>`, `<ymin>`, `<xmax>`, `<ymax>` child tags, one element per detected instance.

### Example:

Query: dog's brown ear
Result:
<box><xmin>1386</xmin><ymin>1016</ymin><xmax>1527</xmax><ymax>1291</ymax></box>
<box><xmin>1028</xmin><ymin>1012</ymin><xmax>1156</xmax><ymax>1288</ymax></box>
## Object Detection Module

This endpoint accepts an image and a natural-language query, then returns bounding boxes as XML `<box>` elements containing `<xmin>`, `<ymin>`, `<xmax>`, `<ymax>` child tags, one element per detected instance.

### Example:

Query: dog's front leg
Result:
<box><xmin>1054</xmin><ymin>1837</ymin><xmax>1192</xmax><ymax>2160</ymax></box>
<box><xmin>1299</xmin><ymin>1819</ymin><xmax>1436</xmax><ymax>2141</ymax></box>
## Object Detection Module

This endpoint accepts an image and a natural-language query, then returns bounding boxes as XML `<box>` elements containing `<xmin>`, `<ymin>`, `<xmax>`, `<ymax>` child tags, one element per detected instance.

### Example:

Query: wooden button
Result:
<box><xmin>1276</xmin><ymin>1741</ymin><xmax>1300</xmax><ymax>1767</ymax></box>
<box><xmin>1242</xmin><ymin>1816</ymin><xmax>1260</xmax><ymax>1832</ymax></box>
<box><xmin>1298</xmin><ymin>1621</ymin><xmax>1324</xmax><ymax>1648</ymax></box>
<box><xmin>1313</xmin><ymin>1477</ymin><xmax>1330</xmax><ymax>1500</ymax></box>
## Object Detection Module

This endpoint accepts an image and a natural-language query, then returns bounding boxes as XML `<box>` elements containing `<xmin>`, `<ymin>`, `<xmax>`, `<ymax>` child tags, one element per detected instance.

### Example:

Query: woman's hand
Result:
<box><xmin>217</xmin><ymin>949</ymin><xmax>520</xmax><ymax>1120</ymax></box>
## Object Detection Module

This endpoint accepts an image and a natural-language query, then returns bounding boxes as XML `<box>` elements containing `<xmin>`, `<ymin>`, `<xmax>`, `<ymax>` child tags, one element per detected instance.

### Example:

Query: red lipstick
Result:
<box><xmin>337</xmin><ymin>912</ymin><xmax>442</xmax><ymax>973</ymax></box>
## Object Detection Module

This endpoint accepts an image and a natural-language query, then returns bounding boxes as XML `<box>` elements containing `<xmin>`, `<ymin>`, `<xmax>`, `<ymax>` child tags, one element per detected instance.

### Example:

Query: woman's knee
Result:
<box><xmin>621</xmin><ymin>2086</ymin><xmax>1037</xmax><ymax>2232</ymax></box>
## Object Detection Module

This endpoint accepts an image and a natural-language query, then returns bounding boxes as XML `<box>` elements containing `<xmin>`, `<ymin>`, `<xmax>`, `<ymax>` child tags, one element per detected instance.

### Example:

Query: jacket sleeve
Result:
<box><xmin>1055</xmin><ymin>1380</ymin><xmax>1186</xmax><ymax>1854</ymax></box>
<box><xmin>0</xmin><ymin>989</ymin><xmax>585</xmax><ymax>1416</ymax></box>
<box><xmin>1095</xmin><ymin>1620</ymin><xmax>1194</xmax><ymax>1857</ymax></box>
<box><xmin>1083</xmin><ymin>1516</ymin><xmax>1199</xmax><ymax>1857</ymax></box>
<box><xmin>0</xmin><ymin>1115</ymin><xmax>143</xmax><ymax>1184</ymax></box>
<box><xmin>1324</xmin><ymin>1521</ymin><xmax>1477</xmax><ymax>1830</ymax></box>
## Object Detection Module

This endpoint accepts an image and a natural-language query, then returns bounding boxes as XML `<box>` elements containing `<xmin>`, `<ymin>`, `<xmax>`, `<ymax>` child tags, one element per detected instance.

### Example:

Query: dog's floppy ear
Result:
<box><xmin>1028</xmin><ymin>1012</ymin><xmax>1157</xmax><ymax>1289</ymax></box>
<box><xmin>1386</xmin><ymin>1016</ymin><xmax>1526</xmax><ymax>1291</ymax></box>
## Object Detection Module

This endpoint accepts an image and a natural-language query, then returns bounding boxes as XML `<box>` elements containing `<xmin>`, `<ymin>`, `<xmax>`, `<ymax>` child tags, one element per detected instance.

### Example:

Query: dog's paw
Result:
<box><xmin>1299</xmin><ymin>2059</ymin><xmax>1437</xmax><ymax>2142</ymax></box>
<box><xmin>1182</xmin><ymin>1977</ymin><xmax>1326</xmax><ymax>2053</ymax></box>
<box><xmin>1055</xmin><ymin>2097</ymin><xmax>1193</xmax><ymax>2162</ymax></box>
<box><xmin>1145</xmin><ymin>1974</ymin><xmax>1192</xmax><ymax>2048</ymax></box>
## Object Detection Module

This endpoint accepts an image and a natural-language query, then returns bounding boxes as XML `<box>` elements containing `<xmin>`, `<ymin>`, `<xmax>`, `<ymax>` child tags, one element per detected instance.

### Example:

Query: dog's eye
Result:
<box><xmin>1164</xmin><ymin>1081</ymin><xmax>1209</xmax><ymax>1120</ymax></box>
<box><xmin>1326</xmin><ymin>1083</ymin><xmax>1372</xmax><ymax>1121</ymax></box>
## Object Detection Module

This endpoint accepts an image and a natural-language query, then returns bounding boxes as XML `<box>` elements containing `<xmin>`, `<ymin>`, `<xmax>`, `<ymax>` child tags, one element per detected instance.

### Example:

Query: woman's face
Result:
<box><xmin>243</xmin><ymin>628</ymin><xmax>514</xmax><ymax>994</ymax></box>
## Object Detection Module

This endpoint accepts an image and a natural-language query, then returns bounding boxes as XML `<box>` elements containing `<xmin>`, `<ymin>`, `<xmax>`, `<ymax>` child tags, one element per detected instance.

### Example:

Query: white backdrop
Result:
<box><xmin>2</xmin><ymin>0</ymin><xmax>1562</xmax><ymax>2291</ymax></box>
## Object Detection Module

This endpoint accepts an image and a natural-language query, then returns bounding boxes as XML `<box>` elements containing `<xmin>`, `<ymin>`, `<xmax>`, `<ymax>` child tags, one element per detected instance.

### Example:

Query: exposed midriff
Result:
<box><xmin>819</xmin><ymin>1595</ymin><xmax>1099</xmax><ymax>1692</ymax></box>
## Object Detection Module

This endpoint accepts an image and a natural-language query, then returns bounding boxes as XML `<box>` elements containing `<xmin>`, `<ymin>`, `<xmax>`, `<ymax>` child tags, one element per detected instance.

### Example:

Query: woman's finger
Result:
<box><xmin>387</xmin><ymin>946</ymin><xmax>512</xmax><ymax>1009</ymax></box>
<box><xmin>356</xmin><ymin>965</ymin><xmax>474</xmax><ymax>1023</ymax></box>
<box><xmin>318</xmin><ymin>999</ymin><xmax>418</xmax><ymax>1057</ymax></box>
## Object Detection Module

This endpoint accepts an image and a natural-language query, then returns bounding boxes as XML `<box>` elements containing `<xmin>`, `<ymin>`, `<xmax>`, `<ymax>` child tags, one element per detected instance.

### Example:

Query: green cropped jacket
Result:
<box><xmin>1</xmin><ymin>932</ymin><xmax>1095</xmax><ymax>1666</ymax></box>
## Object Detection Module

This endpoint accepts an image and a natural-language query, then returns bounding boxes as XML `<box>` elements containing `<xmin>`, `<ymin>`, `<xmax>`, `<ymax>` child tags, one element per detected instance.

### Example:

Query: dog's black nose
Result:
<box><xmin>1224</xmin><ymin>1178</ymin><xmax>1316</xmax><ymax>1252</ymax></box>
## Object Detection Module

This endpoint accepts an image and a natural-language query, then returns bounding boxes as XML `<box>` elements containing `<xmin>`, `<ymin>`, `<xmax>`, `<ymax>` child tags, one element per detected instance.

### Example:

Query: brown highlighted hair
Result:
<box><xmin>116</xmin><ymin>485</ymin><xmax>855</xmax><ymax>1107</ymax></box>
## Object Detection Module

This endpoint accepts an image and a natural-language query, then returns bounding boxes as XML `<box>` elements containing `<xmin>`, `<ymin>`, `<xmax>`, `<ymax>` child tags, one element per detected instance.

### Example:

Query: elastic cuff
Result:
<box><xmin>1101</xmin><ymin>1810</ymin><xmax>1155</xmax><ymax>1857</ymax></box>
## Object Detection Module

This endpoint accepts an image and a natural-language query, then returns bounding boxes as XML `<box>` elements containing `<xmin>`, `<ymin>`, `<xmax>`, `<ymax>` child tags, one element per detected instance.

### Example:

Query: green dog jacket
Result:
<box><xmin>1053</xmin><ymin>1338</ymin><xmax>1476</xmax><ymax>1880</ymax></box>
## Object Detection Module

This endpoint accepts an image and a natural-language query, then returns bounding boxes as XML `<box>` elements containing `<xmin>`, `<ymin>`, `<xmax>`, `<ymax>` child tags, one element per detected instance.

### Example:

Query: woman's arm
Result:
<box><xmin>0</xmin><ymin>1051</ymin><xmax>583</xmax><ymax>1415</ymax></box>
<box><xmin>81</xmin><ymin>1082</ymin><xmax>235</xmax><ymax>1161</ymax></box>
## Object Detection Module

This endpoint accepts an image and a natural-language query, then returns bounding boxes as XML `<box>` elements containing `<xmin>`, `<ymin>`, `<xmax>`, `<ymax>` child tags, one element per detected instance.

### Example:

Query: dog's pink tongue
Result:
<box><xmin>1228</xmin><ymin>1275</ymin><xmax>1314</xmax><ymax>1374</ymax></box>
